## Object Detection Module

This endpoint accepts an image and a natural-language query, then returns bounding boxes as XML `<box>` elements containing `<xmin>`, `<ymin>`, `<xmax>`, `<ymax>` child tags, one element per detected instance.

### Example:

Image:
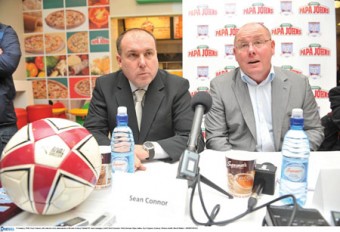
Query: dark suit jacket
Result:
<box><xmin>84</xmin><ymin>69</ymin><xmax>204</xmax><ymax>162</ymax></box>
<box><xmin>0</xmin><ymin>23</ymin><xmax>21</xmax><ymax>126</ymax></box>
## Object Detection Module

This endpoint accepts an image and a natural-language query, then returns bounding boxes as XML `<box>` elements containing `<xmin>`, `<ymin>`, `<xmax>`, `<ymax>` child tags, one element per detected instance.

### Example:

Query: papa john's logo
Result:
<box><xmin>187</xmin><ymin>45</ymin><xmax>218</xmax><ymax>58</ymax></box>
<box><xmin>91</xmin><ymin>36</ymin><xmax>109</xmax><ymax>45</ymax></box>
<box><xmin>300</xmin><ymin>44</ymin><xmax>330</xmax><ymax>56</ymax></box>
<box><xmin>272</xmin><ymin>23</ymin><xmax>302</xmax><ymax>36</ymax></box>
<box><xmin>215</xmin><ymin>24</ymin><xmax>238</xmax><ymax>37</ymax></box>
<box><xmin>188</xmin><ymin>4</ymin><xmax>218</xmax><ymax>16</ymax></box>
<box><xmin>312</xmin><ymin>86</ymin><xmax>328</xmax><ymax>99</ymax></box>
<box><xmin>243</xmin><ymin>2</ymin><xmax>274</xmax><ymax>15</ymax></box>
<box><xmin>299</xmin><ymin>2</ymin><xmax>329</xmax><ymax>14</ymax></box>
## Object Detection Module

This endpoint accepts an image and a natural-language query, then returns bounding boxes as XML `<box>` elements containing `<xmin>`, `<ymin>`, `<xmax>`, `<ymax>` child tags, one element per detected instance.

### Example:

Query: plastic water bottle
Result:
<box><xmin>279</xmin><ymin>108</ymin><xmax>310</xmax><ymax>206</ymax></box>
<box><xmin>111</xmin><ymin>106</ymin><xmax>134</xmax><ymax>173</ymax></box>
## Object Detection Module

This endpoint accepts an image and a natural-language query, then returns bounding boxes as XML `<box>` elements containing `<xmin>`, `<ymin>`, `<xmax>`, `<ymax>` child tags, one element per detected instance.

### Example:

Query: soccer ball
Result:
<box><xmin>0</xmin><ymin>118</ymin><xmax>102</xmax><ymax>215</ymax></box>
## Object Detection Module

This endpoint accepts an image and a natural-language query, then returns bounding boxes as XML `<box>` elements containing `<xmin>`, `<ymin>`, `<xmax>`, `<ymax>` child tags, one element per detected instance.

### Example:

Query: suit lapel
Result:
<box><xmin>233</xmin><ymin>70</ymin><xmax>257</xmax><ymax>139</ymax></box>
<box><xmin>272</xmin><ymin>67</ymin><xmax>290</xmax><ymax>151</ymax></box>
<box><xmin>138</xmin><ymin>73</ymin><xmax>165</xmax><ymax>143</ymax></box>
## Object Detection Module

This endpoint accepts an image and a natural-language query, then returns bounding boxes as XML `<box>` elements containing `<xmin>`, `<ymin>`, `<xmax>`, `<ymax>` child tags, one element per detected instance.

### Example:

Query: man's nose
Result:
<box><xmin>139</xmin><ymin>55</ymin><xmax>146</xmax><ymax>67</ymax></box>
<box><xmin>248</xmin><ymin>43</ymin><xmax>256</xmax><ymax>54</ymax></box>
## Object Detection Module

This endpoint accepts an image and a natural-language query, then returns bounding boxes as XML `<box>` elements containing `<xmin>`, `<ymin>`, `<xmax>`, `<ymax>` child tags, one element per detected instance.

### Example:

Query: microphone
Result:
<box><xmin>248</xmin><ymin>162</ymin><xmax>277</xmax><ymax>210</ymax></box>
<box><xmin>177</xmin><ymin>91</ymin><xmax>212</xmax><ymax>181</ymax></box>
<box><xmin>187</xmin><ymin>91</ymin><xmax>212</xmax><ymax>152</ymax></box>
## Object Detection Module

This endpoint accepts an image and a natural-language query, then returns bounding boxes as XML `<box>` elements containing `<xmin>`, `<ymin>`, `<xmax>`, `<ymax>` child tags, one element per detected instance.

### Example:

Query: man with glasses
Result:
<box><xmin>205</xmin><ymin>22</ymin><xmax>323</xmax><ymax>152</ymax></box>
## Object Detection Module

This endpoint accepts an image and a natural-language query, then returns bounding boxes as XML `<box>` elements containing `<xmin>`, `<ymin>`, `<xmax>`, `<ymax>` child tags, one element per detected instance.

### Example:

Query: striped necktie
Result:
<box><xmin>134</xmin><ymin>89</ymin><xmax>145</xmax><ymax>130</ymax></box>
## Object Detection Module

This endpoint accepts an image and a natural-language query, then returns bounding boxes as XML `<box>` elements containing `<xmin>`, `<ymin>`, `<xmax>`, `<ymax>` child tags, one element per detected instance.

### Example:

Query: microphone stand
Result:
<box><xmin>196</xmin><ymin>171</ymin><xmax>233</xmax><ymax>199</ymax></box>
<box><xmin>178</xmin><ymin>92</ymin><xmax>232</xmax><ymax>198</ymax></box>
<box><xmin>177</xmin><ymin>148</ymin><xmax>233</xmax><ymax>199</ymax></box>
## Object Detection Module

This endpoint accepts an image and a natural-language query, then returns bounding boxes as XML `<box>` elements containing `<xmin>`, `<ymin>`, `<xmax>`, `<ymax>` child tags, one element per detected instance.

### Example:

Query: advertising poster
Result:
<box><xmin>22</xmin><ymin>0</ymin><xmax>111</xmax><ymax>112</ymax></box>
<box><xmin>183</xmin><ymin>0</ymin><xmax>336</xmax><ymax>117</ymax></box>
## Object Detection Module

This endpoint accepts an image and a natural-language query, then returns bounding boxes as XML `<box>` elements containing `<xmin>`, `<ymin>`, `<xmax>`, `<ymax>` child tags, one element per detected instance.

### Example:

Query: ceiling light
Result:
<box><xmin>335</xmin><ymin>1</ymin><xmax>340</xmax><ymax>8</ymax></box>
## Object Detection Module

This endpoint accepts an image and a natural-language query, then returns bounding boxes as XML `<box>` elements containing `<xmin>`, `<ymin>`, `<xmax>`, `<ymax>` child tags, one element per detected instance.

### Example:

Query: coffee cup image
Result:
<box><xmin>225</xmin><ymin>151</ymin><xmax>256</xmax><ymax>197</ymax></box>
<box><xmin>233</xmin><ymin>172</ymin><xmax>255</xmax><ymax>195</ymax></box>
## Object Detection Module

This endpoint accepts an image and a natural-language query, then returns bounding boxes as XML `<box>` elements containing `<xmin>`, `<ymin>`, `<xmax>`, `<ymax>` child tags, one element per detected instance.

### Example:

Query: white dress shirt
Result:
<box><xmin>240</xmin><ymin>68</ymin><xmax>276</xmax><ymax>152</ymax></box>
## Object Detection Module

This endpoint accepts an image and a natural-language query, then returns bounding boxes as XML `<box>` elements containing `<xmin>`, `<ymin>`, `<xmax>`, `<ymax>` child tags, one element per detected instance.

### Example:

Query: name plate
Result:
<box><xmin>111</xmin><ymin>172</ymin><xmax>189</xmax><ymax>226</ymax></box>
<box><xmin>313</xmin><ymin>169</ymin><xmax>340</xmax><ymax>212</ymax></box>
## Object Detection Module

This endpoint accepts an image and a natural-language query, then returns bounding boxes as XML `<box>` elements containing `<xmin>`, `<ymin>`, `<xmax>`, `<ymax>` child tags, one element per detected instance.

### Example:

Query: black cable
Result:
<box><xmin>189</xmin><ymin>173</ymin><xmax>250</xmax><ymax>226</ymax></box>
<box><xmin>188</xmin><ymin>172</ymin><xmax>298</xmax><ymax>227</ymax></box>
<box><xmin>250</xmin><ymin>194</ymin><xmax>298</xmax><ymax>226</ymax></box>
<box><xmin>189</xmin><ymin>174</ymin><xmax>217</xmax><ymax>226</ymax></box>
<box><xmin>248</xmin><ymin>180</ymin><xmax>264</xmax><ymax>210</ymax></box>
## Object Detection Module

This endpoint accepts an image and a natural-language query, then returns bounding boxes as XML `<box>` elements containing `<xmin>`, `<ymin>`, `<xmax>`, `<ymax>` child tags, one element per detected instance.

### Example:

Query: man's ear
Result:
<box><xmin>116</xmin><ymin>54</ymin><xmax>122</xmax><ymax>67</ymax></box>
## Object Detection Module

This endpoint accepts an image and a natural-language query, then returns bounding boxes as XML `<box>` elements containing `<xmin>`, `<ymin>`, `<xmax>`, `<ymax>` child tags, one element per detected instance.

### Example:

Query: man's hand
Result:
<box><xmin>0</xmin><ymin>48</ymin><xmax>3</xmax><ymax>54</ymax></box>
<box><xmin>134</xmin><ymin>144</ymin><xmax>149</xmax><ymax>160</ymax></box>
<box><xmin>133</xmin><ymin>145</ymin><xmax>149</xmax><ymax>171</ymax></box>
<box><xmin>134</xmin><ymin>155</ymin><xmax>146</xmax><ymax>171</ymax></box>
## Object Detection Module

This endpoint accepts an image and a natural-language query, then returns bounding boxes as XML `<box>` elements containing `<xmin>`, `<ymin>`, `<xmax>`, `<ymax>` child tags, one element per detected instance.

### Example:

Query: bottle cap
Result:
<box><xmin>117</xmin><ymin>106</ymin><xmax>127</xmax><ymax>115</ymax></box>
<box><xmin>291</xmin><ymin>108</ymin><xmax>303</xmax><ymax>118</ymax></box>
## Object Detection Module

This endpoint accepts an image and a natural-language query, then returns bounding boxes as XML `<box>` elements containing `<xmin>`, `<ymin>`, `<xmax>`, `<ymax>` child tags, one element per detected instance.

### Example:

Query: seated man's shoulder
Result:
<box><xmin>276</xmin><ymin>66</ymin><xmax>307</xmax><ymax>81</ymax></box>
<box><xmin>97</xmin><ymin>72</ymin><xmax>119</xmax><ymax>82</ymax></box>
<box><xmin>210</xmin><ymin>71</ymin><xmax>235</xmax><ymax>86</ymax></box>
<box><xmin>162</xmin><ymin>70</ymin><xmax>188</xmax><ymax>83</ymax></box>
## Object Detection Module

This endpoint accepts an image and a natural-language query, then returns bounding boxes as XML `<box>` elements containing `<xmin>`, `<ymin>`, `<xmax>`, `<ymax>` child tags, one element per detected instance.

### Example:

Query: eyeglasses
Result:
<box><xmin>235</xmin><ymin>39</ymin><xmax>271</xmax><ymax>51</ymax></box>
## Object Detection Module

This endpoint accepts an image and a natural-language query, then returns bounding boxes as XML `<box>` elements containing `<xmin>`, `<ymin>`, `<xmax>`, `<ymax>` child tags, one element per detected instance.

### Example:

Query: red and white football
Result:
<box><xmin>0</xmin><ymin>118</ymin><xmax>101</xmax><ymax>215</ymax></box>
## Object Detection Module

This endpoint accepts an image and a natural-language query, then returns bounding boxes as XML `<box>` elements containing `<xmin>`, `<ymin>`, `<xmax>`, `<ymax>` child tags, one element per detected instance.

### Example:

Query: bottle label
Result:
<box><xmin>112</xmin><ymin>157</ymin><xmax>129</xmax><ymax>172</ymax></box>
<box><xmin>283</xmin><ymin>163</ymin><xmax>306</xmax><ymax>182</ymax></box>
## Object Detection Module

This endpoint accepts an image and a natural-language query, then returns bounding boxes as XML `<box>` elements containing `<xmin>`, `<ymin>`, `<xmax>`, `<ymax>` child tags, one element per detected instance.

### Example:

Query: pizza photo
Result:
<box><xmin>67</xmin><ymin>31</ymin><xmax>88</xmax><ymax>53</ymax></box>
<box><xmin>74</xmin><ymin>79</ymin><xmax>91</xmax><ymax>97</ymax></box>
<box><xmin>69</xmin><ymin>78</ymin><xmax>91</xmax><ymax>98</ymax></box>
<box><xmin>24</xmin><ymin>34</ymin><xmax>44</xmax><ymax>54</ymax></box>
<box><xmin>25</xmin><ymin>34</ymin><xmax>66</xmax><ymax>55</ymax></box>
<box><xmin>45</xmin><ymin>9</ymin><xmax>85</xmax><ymax>30</ymax></box>
<box><xmin>45</xmin><ymin>34</ymin><xmax>65</xmax><ymax>54</ymax></box>
<box><xmin>48</xmin><ymin>80</ymin><xmax>68</xmax><ymax>99</ymax></box>
<box><xmin>32</xmin><ymin>79</ymin><xmax>47</xmax><ymax>99</ymax></box>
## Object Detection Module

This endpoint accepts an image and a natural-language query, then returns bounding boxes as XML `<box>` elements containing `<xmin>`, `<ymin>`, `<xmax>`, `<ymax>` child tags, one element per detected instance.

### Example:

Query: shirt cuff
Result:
<box><xmin>153</xmin><ymin>142</ymin><xmax>169</xmax><ymax>159</ymax></box>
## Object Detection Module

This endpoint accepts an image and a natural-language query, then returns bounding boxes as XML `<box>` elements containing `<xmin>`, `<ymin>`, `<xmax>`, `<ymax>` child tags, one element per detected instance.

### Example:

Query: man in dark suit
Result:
<box><xmin>84</xmin><ymin>28</ymin><xmax>204</xmax><ymax>170</ymax></box>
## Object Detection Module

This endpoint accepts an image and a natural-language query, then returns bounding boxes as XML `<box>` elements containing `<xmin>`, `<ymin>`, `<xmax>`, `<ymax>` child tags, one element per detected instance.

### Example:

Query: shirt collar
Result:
<box><xmin>129</xmin><ymin>81</ymin><xmax>148</xmax><ymax>92</ymax></box>
<box><xmin>240</xmin><ymin>66</ymin><xmax>275</xmax><ymax>86</ymax></box>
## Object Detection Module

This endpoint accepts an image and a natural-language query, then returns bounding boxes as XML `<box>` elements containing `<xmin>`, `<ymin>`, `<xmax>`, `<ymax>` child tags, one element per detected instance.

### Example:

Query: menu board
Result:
<box><xmin>22</xmin><ymin>0</ymin><xmax>111</xmax><ymax>110</ymax></box>
<box><xmin>124</xmin><ymin>16</ymin><xmax>171</xmax><ymax>39</ymax></box>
